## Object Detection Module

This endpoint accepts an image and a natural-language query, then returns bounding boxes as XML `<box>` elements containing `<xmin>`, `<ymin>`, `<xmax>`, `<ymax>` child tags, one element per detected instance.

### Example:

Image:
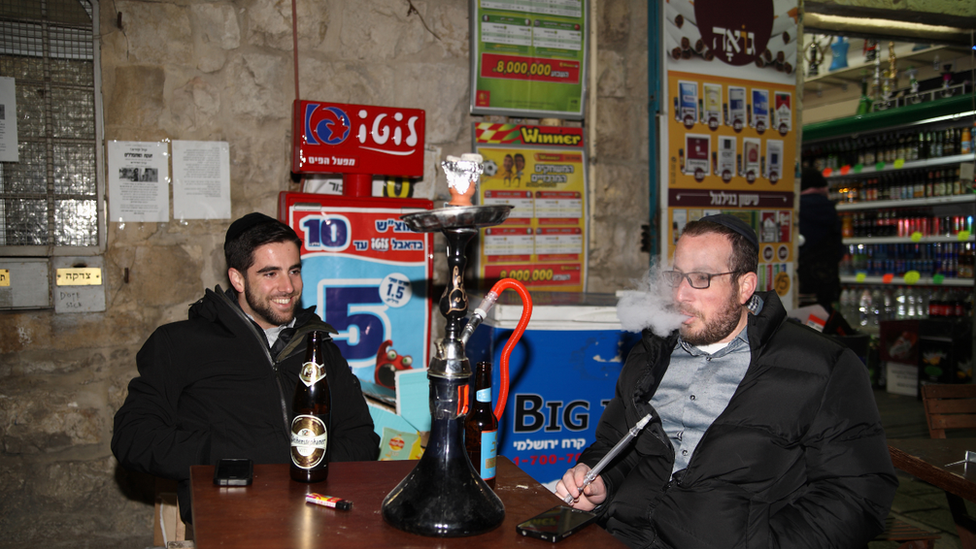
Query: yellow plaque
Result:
<box><xmin>0</xmin><ymin>269</ymin><xmax>9</xmax><ymax>287</ymax></box>
<box><xmin>56</xmin><ymin>267</ymin><xmax>102</xmax><ymax>286</ymax></box>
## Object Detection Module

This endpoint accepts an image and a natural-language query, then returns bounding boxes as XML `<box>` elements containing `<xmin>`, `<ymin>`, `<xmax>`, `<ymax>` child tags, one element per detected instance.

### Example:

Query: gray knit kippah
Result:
<box><xmin>698</xmin><ymin>213</ymin><xmax>759</xmax><ymax>252</ymax></box>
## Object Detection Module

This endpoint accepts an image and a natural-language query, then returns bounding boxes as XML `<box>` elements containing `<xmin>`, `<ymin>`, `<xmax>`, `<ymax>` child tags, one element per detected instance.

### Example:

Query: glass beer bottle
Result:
<box><xmin>465</xmin><ymin>361</ymin><xmax>498</xmax><ymax>488</ymax></box>
<box><xmin>290</xmin><ymin>330</ymin><xmax>332</xmax><ymax>483</ymax></box>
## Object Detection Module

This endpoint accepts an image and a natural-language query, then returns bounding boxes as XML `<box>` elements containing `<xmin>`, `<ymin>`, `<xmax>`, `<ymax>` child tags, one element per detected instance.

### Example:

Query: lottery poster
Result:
<box><xmin>470</xmin><ymin>0</ymin><xmax>587</xmax><ymax>119</ymax></box>
<box><xmin>473</xmin><ymin>122</ymin><xmax>587</xmax><ymax>292</ymax></box>
<box><xmin>661</xmin><ymin>0</ymin><xmax>799</xmax><ymax>302</ymax></box>
<box><xmin>280</xmin><ymin>193</ymin><xmax>434</xmax><ymax>385</ymax></box>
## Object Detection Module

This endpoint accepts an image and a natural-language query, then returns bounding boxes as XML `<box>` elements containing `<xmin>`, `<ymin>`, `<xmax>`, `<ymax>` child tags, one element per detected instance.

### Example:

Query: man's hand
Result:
<box><xmin>555</xmin><ymin>463</ymin><xmax>607</xmax><ymax>511</ymax></box>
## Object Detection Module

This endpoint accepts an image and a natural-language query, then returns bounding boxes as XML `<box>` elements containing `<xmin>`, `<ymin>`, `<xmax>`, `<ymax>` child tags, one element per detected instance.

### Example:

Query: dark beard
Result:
<box><xmin>244</xmin><ymin>280</ymin><xmax>295</xmax><ymax>327</ymax></box>
<box><xmin>680</xmin><ymin>291</ymin><xmax>743</xmax><ymax>346</ymax></box>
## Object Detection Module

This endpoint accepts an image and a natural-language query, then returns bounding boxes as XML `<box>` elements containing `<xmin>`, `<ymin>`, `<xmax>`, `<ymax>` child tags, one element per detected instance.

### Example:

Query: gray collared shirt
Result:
<box><xmin>651</xmin><ymin>327</ymin><xmax>752</xmax><ymax>476</ymax></box>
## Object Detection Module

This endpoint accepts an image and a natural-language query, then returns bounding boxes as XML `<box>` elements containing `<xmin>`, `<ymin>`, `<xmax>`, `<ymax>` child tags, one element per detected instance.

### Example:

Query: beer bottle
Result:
<box><xmin>290</xmin><ymin>330</ymin><xmax>332</xmax><ymax>483</ymax></box>
<box><xmin>465</xmin><ymin>361</ymin><xmax>499</xmax><ymax>489</ymax></box>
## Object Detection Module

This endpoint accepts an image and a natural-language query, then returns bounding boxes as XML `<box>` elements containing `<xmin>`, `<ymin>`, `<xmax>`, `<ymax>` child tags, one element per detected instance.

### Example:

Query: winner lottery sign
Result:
<box><xmin>291</xmin><ymin>100</ymin><xmax>426</xmax><ymax>177</ymax></box>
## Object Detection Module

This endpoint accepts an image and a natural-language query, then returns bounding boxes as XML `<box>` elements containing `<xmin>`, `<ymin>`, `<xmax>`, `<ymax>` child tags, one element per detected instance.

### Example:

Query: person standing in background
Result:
<box><xmin>798</xmin><ymin>167</ymin><xmax>844</xmax><ymax>310</ymax></box>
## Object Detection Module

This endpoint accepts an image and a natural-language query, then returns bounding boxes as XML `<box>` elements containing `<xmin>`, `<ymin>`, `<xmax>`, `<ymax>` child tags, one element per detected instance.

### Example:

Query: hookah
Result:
<box><xmin>382</xmin><ymin>154</ymin><xmax>533</xmax><ymax>537</ymax></box>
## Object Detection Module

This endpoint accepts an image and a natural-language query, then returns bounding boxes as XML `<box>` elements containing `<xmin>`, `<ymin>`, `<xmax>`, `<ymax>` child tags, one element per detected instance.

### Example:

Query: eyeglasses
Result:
<box><xmin>663</xmin><ymin>270</ymin><xmax>739</xmax><ymax>289</ymax></box>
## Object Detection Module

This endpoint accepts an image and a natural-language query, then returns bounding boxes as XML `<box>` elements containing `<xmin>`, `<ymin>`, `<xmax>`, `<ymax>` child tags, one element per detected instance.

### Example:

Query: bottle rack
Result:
<box><xmin>803</xmin><ymin>94</ymin><xmax>976</xmax><ymax>294</ymax></box>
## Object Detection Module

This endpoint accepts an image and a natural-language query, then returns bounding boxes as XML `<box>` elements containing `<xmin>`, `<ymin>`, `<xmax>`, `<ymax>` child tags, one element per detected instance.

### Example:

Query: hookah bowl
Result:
<box><xmin>381</xmin><ymin>204</ymin><xmax>512</xmax><ymax>537</ymax></box>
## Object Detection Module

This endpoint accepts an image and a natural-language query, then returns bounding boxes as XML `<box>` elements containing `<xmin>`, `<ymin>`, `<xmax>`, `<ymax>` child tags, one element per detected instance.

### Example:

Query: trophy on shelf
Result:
<box><xmin>805</xmin><ymin>35</ymin><xmax>831</xmax><ymax>77</ymax></box>
<box><xmin>863</xmin><ymin>39</ymin><xmax>879</xmax><ymax>63</ymax></box>
<box><xmin>905</xmin><ymin>66</ymin><xmax>921</xmax><ymax>105</ymax></box>
<box><xmin>941</xmin><ymin>63</ymin><xmax>956</xmax><ymax>98</ymax></box>
<box><xmin>879</xmin><ymin>41</ymin><xmax>898</xmax><ymax>109</ymax></box>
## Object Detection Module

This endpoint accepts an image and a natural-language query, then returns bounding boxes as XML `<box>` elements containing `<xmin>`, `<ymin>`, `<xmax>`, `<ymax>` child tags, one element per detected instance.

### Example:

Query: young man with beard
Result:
<box><xmin>556</xmin><ymin>214</ymin><xmax>896</xmax><ymax>548</ymax></box>
<box><xmin>113</xmin><ymin>213</ymin><xmax>379</xmax><ymax>525</ymax></box>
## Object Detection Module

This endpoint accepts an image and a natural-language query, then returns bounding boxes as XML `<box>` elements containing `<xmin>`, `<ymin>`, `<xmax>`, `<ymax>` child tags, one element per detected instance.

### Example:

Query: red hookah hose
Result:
<box><xmin>488</xmin><ymin>278</ymin><xmax>533</xmax><ymax>422</ymax></box>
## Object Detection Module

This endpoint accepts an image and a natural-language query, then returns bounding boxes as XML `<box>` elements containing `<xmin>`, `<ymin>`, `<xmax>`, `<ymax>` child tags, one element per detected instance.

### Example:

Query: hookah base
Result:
<box><xmin>381</xmin><ymin>463</ymin><xmax>505</xmax><ymax>537</ymax></box>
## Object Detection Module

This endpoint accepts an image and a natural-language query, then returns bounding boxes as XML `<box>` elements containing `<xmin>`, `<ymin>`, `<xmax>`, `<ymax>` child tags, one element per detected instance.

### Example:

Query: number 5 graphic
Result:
<box><xmin>318</xmin><ymin>280</ymin><xmax>391</xmax><ymax>362</ymax></box>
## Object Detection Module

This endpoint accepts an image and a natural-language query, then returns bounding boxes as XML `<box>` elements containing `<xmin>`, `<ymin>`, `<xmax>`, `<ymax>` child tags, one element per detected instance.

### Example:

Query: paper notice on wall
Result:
<box><xmin>107</xmin><ymin>141</ymin><xmax>170</xmax><ymax>223</ymax></box>
<box><xmin>0</xmin><ymin>77</ymin><xmax>18</xmax><ymax>162</ymax></box>
<box><xmin>172</xmin><ymin>140</ymin><xmax>231</xmax><ymax>220</ymax></box>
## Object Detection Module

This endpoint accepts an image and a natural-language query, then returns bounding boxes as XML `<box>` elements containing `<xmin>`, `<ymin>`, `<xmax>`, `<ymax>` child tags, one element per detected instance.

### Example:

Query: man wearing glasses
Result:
<box><xmin>556</xmin><ymin>214</ymin><xmax>896</xmax><ymax>548</ymax></box>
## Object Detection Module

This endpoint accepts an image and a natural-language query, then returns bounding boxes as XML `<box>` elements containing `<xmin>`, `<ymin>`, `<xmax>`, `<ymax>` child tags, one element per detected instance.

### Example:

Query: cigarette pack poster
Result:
<box><xmin>660</xmin><ymin>0</ymin><xmax>798</xmax><ymax>305</ymax></box>
<box><xmin>702</xmin><ymin>83</ymin><xmax>722</xmax><ymax>130</ymax></box>
<box><xmin>727</xmin><ymin>86</ymin><xmax>747</xmax><ymax>131</ymax></box>
<box><xmin>773</xmin><ymin>92</ymin><xmax>792</xmax><ymax>135</ymax></box>
<box><xmin>474</xmin><ymin>122</ymin><xmax>587</xmax><ymax>292</ymax></box>
<box><xmin>683</xmin><ymin>134</ymin><xmax>711</xmax><ymax>181</ymax></box>
<box><xmin>751</xmin><ymin>89</ymin><xmax>770</xmax><ymax>133</ymax></box>
<box><xmin>716</xmin><ymin>136</ymin><xmax>736</xmax><ymax>182</ymax></box>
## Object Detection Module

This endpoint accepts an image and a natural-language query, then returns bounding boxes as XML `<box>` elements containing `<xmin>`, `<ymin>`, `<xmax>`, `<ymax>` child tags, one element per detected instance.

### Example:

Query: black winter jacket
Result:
<box><xmin>580</xmin><ymin>291</ymin><xmax>896</xmax><ymax>548</ymax></box>
<box><xmin>112</xmin><ymin>286</ymin><xmax>380</xmax><ymax>523</ymax></box>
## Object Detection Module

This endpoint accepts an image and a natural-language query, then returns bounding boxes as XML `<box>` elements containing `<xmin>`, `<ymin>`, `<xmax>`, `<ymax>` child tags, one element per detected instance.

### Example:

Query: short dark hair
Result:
<box><xmin>680</xmin><ymin>218</ymin><xmax>759</xmax><ymax>276</ymax></box>
<box><xmin>801</xmin><ymin>166</ymin><xmax>828</xmax><ymax>190</ymax></box>
<box><xmin>224</xmin><ymin>214</ymin><xmax>301</xmax><ymax>273</ymax></box>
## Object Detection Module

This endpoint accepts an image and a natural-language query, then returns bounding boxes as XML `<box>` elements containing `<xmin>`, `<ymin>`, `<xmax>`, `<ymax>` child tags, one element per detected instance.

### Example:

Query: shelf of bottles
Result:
<box><xmin>841</xmin><ymin>238</ymin><xmax>975</xmax><ymax>285</ymax></box>
<box><xmin>803</xmin><ymin>123</ymin><xmax>973</xmax><ymax>176</ymax></box>
<box><xmin>839</xmin><ymin>284</ymin><xmax>972</xmax><ymax>334</ymax></box>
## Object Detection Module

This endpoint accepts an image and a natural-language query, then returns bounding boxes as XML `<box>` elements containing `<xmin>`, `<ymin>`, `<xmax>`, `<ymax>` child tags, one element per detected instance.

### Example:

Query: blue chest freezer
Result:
<box><xmin>465</xmin><ymin>291</ymin><xmax>641</xmax><ymax>489</ymax></box>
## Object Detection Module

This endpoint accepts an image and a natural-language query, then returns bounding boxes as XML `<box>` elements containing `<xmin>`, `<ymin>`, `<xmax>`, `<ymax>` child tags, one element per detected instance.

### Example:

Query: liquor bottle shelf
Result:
<box><xmin>840</xmin><ymin>275</ymin><xmax>975</xmax><ymax>287</ymax></box>
<box><xmin>825</xmin><ymin>153</ymin><xmax>974</xmax><ymax>180</ymax></box>
<box><xmin>836</xmin><ymin>193</ymin><xmax>975</xmax><ymax>211</ymax></box>
<box><xmin>843</xmin><ymin>235</ymin><xmax>976</xmax><ymax>245</ymax></box>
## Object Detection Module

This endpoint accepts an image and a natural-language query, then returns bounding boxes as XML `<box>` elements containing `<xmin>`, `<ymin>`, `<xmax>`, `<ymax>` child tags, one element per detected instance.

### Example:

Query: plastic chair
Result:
<box><xmin>921</xmin><ymin>383</ymin><xmax>976</xmax><ymax>548</ymax></box>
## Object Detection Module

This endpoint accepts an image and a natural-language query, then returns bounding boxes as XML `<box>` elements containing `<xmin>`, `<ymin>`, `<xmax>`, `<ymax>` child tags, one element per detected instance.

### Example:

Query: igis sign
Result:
<box><xmin>291</xmin><ymin>100</ymin><xmax>426</xmax><ymax>177</ymax></box>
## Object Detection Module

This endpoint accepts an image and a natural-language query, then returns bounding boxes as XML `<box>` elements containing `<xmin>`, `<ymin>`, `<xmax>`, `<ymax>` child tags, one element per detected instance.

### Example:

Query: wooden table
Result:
<box><xmin>889</xmin><ymin>438</ymin><xmax>976</xmax><ymax>549</ymax></box>
<box><xmin>190</xmin><ymin>457</ymin><xmax>624</xmax><ymax>549</ymax></box>
<box><xmin>888</xmin><ymin>438</ymin><xmax>976</xmax><ymax>502</ymax></box>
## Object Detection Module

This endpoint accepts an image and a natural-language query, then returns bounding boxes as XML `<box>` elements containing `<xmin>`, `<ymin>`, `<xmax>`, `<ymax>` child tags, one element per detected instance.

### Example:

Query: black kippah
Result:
<box><xmin>698</xmin><ymin>213</ymin><xmax>759</xmax><ymax>252</ymax></box>
<box><xmin>225</xmin><ymin>212</ymin><xmax>277</xmax><ymax>244</ymax></box>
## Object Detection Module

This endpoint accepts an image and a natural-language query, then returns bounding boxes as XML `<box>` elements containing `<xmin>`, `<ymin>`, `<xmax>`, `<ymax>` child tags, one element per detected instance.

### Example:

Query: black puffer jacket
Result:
<box><xmin>580</xmin><ymin>291</ymin><xmax>896</xmax><ymax>548</ymax></box>
<box><xmin>112</xmin><ymin>286</ymin><xmax>380</xmax><ymax>522</ymax></box>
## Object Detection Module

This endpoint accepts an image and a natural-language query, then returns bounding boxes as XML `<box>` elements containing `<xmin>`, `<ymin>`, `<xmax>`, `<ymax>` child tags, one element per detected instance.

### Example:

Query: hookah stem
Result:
<box><xmin>485</xmin><ymin>278</ymin><xmax>532</xmax><ymax>422</ymax></box>
<box><xmin>563</xmin><ymin>412</ymin><xmax>654</xmax><ymax>504</ymax></box>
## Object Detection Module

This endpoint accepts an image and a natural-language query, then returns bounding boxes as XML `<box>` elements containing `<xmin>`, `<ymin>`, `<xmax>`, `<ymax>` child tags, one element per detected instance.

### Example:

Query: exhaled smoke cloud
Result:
<box><xmin>616</xmin><ymin>258</ymin><xmax>686</xmax><ymax>336</ymax></box>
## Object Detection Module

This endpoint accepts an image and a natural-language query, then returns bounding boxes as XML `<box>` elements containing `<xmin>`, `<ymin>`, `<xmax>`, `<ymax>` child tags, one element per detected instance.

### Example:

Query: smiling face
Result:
<box><xmin>229</xmin><ymin>241</ymin><xmax>303</xmax><ymax>330</ymax></box>
<box><xmin>672</xmin><ymin>232</ymin><xmax>757</xmax><ymax>346</ymax></box>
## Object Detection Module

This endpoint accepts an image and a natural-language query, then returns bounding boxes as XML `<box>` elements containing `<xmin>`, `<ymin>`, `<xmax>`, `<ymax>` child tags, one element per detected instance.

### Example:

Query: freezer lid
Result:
<box><xmin>469</xmin><ymin>290</ymin><xmax>623</xmax><ymax>330</ymax></box>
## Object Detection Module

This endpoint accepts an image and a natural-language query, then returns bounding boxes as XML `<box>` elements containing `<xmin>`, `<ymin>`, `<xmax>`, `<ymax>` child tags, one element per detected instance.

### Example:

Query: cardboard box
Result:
<box><xmin>363</xmin><ymin>368</ymin><xmax>431</xmax><ymax>460</ymax></box>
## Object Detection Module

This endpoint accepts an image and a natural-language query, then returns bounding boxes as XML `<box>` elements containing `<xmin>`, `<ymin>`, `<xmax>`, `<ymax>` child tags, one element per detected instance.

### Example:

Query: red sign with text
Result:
<box><xmin>292</xmin><ymin>100</ymin><xmax>425</xmax><ymax>177</ymax></box>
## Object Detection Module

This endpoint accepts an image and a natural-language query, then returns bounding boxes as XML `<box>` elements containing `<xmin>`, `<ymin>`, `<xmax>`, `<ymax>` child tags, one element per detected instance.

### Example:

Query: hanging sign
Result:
<box><xmin>291</xmin><ymin>100</ymin><xmax>426</xmax><ymax>177</ymax></box>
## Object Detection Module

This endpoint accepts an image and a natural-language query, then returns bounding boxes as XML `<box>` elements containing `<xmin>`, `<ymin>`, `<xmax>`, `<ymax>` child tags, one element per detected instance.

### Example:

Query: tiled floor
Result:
<box><xmin>873</xmin><ymin>388</ymin><xmax>970</xmax><ymax>549</ymax></box>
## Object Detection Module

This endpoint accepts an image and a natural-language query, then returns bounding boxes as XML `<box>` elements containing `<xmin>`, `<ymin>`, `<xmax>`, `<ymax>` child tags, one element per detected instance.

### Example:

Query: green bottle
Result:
<box><xmin>856</xmin><ymin>78</ymin><xmax>873</xmax><ymax>115</ymax></box>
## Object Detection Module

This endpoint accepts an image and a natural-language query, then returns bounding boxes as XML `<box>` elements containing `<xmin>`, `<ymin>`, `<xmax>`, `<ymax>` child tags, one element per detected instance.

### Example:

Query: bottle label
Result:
<box><xmin>480</xmin><ymin>429</ymin><xmax>497</xmax><ymax>480</ymax></box>
<box><xmin>475</xmin><ymin>387</ymin><xmax>492</xmax><ymax>403</ymax></box>
<box><xmin>300</xmin><ymin>361</ymin><xmax>326</xmax><ymax>387</ymax></box>
<box><xmin>290</xmin><ymin>414</ymin><xmax>328</xmax><ymax>469</ymax></box>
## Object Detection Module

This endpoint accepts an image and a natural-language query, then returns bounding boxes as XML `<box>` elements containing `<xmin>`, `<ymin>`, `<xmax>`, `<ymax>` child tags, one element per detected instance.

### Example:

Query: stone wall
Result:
<box><xmin>0</xmin><ymin>0</ymin><xmax>650</xmax><ymax>546</ymax></box>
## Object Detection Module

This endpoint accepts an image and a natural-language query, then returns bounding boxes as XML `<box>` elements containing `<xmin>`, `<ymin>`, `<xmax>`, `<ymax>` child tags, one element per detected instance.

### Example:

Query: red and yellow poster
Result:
<box><xmin>474</xmin><ymin>123</ymin><xmax>587</xmax><ymax>291</ymax></box>
<box><xmin>661</xmin><ymin>0</ymin><xmax>799</xmax><ymax>302</ymax></box>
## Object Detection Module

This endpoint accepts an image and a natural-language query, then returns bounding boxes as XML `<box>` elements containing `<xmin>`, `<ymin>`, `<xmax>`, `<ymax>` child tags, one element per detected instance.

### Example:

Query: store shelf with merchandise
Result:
<box><xmin>803</xmin><ymin>95</ymin><xmax>976</xmax><ymax>318</ymax></box>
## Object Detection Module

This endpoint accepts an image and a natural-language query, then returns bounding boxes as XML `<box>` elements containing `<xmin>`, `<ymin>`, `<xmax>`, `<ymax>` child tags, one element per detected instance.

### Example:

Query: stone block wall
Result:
<box><xmin>0</xmin><ymin>0</ymin><xmax>650</xmax><ymax>546</ymax></box>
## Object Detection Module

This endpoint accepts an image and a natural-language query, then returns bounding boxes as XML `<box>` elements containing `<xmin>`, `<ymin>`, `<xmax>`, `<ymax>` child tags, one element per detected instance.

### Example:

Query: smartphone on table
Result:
<box><xmin>516</xmin><ymin>505</ymin><xmax>599</xmax><ymax>542</ymax></box>
<box><xmin>212</xmin><ymin>458</ymin><xmax>253</xmax><ymax>486</ymax></box>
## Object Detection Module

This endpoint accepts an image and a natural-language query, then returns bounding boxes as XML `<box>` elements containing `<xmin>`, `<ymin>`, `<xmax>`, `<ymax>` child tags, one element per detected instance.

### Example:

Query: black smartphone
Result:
<box><xmin>213</xmin><ymin>458</ymin><xmax>253</xmax><ymax>486</ymax></box>
<box><xmin>515</xmin><ymin>505</ymin><xmax>599</xmax><ymax>542</ymax></box>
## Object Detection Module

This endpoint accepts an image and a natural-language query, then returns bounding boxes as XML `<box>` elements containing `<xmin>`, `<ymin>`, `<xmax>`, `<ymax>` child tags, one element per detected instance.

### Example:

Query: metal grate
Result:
<box><xmin>0</xmin><ymin>0</ymin><xmax>99</xmax><ymax>249</ymax></box>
